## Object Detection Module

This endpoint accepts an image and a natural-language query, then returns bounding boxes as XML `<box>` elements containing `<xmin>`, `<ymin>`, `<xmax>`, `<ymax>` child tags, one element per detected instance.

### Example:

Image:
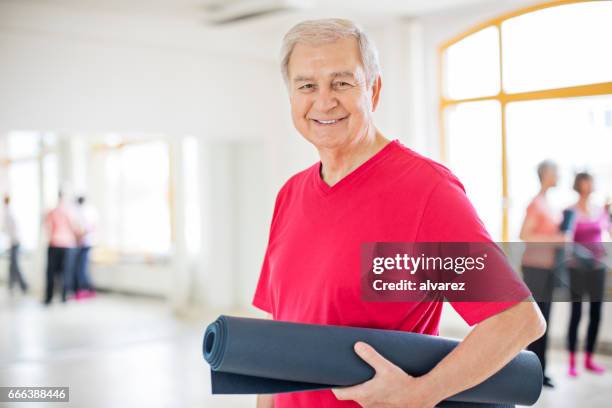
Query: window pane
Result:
<box><xmin>183</xmin><ymin>137</ymin><xmax>201</xmax><ymax>256</ymax></box>
<box><xmin>89</xmin><ymin>148</ymin><xmax>118</xmax><ymax>250</ymax></box>
<box><xmin>91</xmin><ymin>140</ymin><xmax>171</xmax><ymax>255</ymax></box>
<box><xmin>444</xmin><ymin>26</ymin><xmax>500</xmax><ymax>100</ymax></box>
<box><xmin>104</xmin><ymin>149</ymin><xmax>121</xmax><ymax>250</ymax></box>
<box><xmin>445</xmin><ymin>101</ymin><xmax>503</xmax><ymax>240</ymax></box>
<box><xmin>8</xmin><ymin>160</ymin><xmax>41</xmax><ymax>250</ymax></box>
<box><xmin>7</xmin><ymin>131</ymin><xmax>40</xmax><ymax>158</ymax></box>
<box><xmin>506</xmin><ymin>95</ymin><xmax>612</xmax><ymax>240</ymax></box>
<box><xmin>502</xmin><ymin>2</ymin><xmax>612</xmax><ymax>93</ymax></box>
<box><xmin>42</xmin><ymin>153</ymin><xmax>59</xmax><ymax>210</ymax></box>
<box><xmin>119</xmin><ymin>142</ymin><xmax>171</xmax><ymax>254</ymax></box>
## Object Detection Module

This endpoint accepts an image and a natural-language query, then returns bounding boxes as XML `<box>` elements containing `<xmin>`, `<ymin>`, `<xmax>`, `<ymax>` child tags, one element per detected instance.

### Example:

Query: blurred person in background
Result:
<box><xmin>73</xmin><ymin>195</ymin><xmax>97</xmax><ymax>299</ymax></box>
<box><xmin>519</xmin><ymin>160</ymin><xmax>567</xmax><ymax>388</ymax></box>
<box><xmin>43</xmin><ymin>190</ymin><xmax>79</xmax><ymax>305</ymax></box>
<box><xmin>2</xmin><ymin>194</ymin><xmax>28</xmax><ymax>294</ymax></box>
<box><xmin>566</xmin><ymin>172</ymin><xmax>611</xmax><ymax>377</ymax></box>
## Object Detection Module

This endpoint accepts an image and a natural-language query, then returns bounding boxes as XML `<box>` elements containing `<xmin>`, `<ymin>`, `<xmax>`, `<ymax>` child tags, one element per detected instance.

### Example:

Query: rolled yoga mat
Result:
<box><xmin>203</xmin><ymin>315</ymin><xmax>542</xmax><ymax>407</ymax></box>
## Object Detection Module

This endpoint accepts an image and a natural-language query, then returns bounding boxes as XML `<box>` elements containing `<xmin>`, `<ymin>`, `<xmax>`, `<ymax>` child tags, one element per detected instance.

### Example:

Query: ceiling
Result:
<box><xmin>7</xmin><ymin>0</ymin><xmax>502</xmax><ymax>24</ymax></box>
<box><xmin>0</xmin><ymin>0</ymin><xmax>517</xmax><ymax>61</ymax></box>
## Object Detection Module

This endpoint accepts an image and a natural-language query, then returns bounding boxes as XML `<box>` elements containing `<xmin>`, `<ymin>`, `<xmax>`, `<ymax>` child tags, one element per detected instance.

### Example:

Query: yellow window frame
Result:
<box><xmin>438</xmin><ymin>0</ymin><xmax>612</xmax><ymax>241</ymax></box>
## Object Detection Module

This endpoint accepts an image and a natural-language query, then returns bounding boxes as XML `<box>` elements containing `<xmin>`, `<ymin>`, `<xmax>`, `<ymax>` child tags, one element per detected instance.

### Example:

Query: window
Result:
<box><xmin>0</xmin><ymin>132</ymin><xmax>44</xmax><ymax>251</ymax></box>
<box><xmin>91</xmin><ymin>139</ymin><xmax>171</xmax><ymax>256</ymax></box>
<box><xmin>440</xmin><ymin>0</ymin><xmax>612</xmax><ymax>240</ymax></box>
<box><xmin>182</xmin><ymin>136</ymin><xmax>201</xmax><ymax>256</ymax></box>
<box><xmin>502</xmin><ymin>2</ymin><xmax>612</xmax><ymax>93</ymax></box>
<box><xmin>444</xmin><ymin>26</ymin><xmax>500</xmax><ymax>100</ymax></box>
<box><xmin>506</xmin><ymin>95</ymin><xmax>612</xmax><ymax>239</ymax></box>
<box><xmin>445</xmin><ymin>101</ymin><xmax>503</xmax><ymax>240</ymax></box>
<box><xmin>7</xmin><ymin>160</ymin><xmax>40</xmax><ymax>250</ymax></box>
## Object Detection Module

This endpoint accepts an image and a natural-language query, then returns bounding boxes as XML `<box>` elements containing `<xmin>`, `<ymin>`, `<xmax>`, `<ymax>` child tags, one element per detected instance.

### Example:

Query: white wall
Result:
<box><xmin>0</xmin><ymin>32</ymin><xmax>278</xmax><ymax>138</ymax></box>
<box><xmin>368</xmin><ymin>21</ymin><xmax>428</xmax><ymax>153</ymax></box>
<box><xmin>0</xmin><ymin>1</ymin><xmax>285</xmax><ymax>138</ymax></box>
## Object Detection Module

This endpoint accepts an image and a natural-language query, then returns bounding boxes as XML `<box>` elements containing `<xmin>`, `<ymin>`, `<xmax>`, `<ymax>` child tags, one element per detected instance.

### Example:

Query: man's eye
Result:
<box><xmin>299</xmin><ymin>84</ymin><xmax>315</xmax><ymax>90</ymax></box>
<box><xmin>334</xmin><ymin>81</ymin><xmax>352</xmax><ymax>89</ymax></box>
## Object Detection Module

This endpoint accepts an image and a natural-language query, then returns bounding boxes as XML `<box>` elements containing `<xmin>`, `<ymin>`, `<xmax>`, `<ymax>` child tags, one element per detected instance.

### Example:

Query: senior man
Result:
<box><xmin>253</xmin><ymin>19</ymin><xmax>545</xmax><ymax>408</ymax></box>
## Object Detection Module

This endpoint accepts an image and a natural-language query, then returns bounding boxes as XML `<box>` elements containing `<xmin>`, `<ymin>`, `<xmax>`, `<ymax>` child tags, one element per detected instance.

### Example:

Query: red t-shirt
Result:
<box><xmin>253</xmin><ymin>140</ymin><xmax>530</xmax><ymax>408</ymax></box>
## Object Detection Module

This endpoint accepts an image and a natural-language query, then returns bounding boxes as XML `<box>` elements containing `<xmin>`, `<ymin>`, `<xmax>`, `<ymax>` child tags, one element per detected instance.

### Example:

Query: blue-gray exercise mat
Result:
<box><xmin>203</xmin><ymin>315</ymin><xmax>542</xmax><ymax>408</ymax></box>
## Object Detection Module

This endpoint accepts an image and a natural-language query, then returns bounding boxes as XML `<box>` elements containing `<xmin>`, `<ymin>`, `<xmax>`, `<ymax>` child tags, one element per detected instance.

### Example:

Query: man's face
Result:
<box><xmin>287</xmin><ymin>37</ymin><xmax>380</xmax><ymax>150</ymax></box>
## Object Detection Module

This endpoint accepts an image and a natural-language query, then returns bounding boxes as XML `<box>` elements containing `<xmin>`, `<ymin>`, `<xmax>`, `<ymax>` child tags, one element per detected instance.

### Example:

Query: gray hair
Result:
<box><xmin>280</xmin><ymin>18</ymin><xmax>381</xmax><ymax>87</ymax></box>
<box><xmin>537</xmin><ymin>160</ymin><xmax>557</xmax><ymax>182</ymax></box>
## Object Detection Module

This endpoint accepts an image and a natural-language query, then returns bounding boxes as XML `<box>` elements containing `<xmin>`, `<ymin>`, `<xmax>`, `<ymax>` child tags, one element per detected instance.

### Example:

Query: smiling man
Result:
<box><xmin>253</xmin><ymin>19</ymin><xmax>545</xmax><ymax>408</ymax></box>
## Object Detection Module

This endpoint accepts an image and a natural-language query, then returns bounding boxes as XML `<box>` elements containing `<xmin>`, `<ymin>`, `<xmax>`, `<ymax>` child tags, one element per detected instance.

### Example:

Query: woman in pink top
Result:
<box><xmin>519</xmin><ymin>160</ymin><xmax>567</xmax><ymax>388</ymax></box>
<box><xmin>567</xmin><ymin>172</ymin><xmax>611</xmax><ymax>377</ymax></box>
<box><xmin>43</xmin><ymin>191</ymin><xmax>80</xmax><ymax>305</ymax></box>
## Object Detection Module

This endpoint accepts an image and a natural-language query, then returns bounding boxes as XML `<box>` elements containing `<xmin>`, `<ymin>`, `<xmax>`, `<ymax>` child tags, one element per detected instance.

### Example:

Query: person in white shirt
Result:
<box><xmin>73</xmin><ymin>195</ymin><xmax>98</xmax><ymax>298</ymax></box>
<box><xmin>3</xmin><ymin>195</ymin><xmax>28</xmax><ymax>294</ymax></box>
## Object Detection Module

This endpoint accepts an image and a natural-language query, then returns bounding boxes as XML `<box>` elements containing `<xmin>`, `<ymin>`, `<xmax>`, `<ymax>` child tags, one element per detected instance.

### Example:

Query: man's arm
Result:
<box><xmin>256</xmin><ymin>314</ymin><xmax>274</xmax><ymax>408</ymax></box>
<box><xmin>333</xmin><ymin>301</ymin><xmax>546</xmax><ymax>407</ymax></box>
<box><xmin>418</xmin><ymin>301</ymin><xmax>545</xmax><ymax>404</ymax></box>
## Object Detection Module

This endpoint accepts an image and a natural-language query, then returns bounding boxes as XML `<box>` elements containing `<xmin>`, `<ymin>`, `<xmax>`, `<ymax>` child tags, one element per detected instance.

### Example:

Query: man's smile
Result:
<box><xmin>310</xmin><ymin>116</ymin><xmax>348</xmax><ymax>126</ymax></box>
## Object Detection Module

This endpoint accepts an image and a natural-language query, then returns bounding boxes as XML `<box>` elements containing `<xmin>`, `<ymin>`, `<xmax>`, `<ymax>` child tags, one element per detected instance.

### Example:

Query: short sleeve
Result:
<box><xmin>416</xmin><ymin>176</ymin><xmax>532</xmax><ymax>326</ymax></box>
<box><xmin>251</xmin><ymin>186</ymin><xmax>286</xmax><ymax>314</ymax></box>
<box><xmin>252</xmin><ymin>249</ymin><xmax>273</xmax><ymax>313</ymax></box>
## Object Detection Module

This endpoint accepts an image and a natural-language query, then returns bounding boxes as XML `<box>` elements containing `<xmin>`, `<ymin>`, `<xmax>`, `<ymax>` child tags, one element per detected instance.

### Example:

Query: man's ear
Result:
<box><xmin>370</xmin><ymin>76</ymin><xmax>382</xmax><ymax>112</ymax></box>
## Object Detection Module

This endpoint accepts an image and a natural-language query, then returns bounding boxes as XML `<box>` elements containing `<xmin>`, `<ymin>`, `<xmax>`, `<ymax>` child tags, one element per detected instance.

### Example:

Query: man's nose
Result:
<box><xmin>313</xmin><ymin>88</ymin><xmax>338</xmax><ymax>112</ymax></box>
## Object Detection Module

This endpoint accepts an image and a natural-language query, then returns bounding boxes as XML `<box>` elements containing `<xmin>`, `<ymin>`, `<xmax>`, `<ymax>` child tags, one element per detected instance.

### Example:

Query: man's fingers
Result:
<box><xmin>333</xmin><ymin>343</ymin><xmax>412</xmax><ymax>403</ymax></box>
<box><xmin>354</xmin><ymin>341</ymin><xmax>394</xmax><ymax>374</ymax></box>
<box><xmin>331</xmin><ymin>386</ymin><xmax>349</xmax><ymax>400</ymax></box>
<box><xmin>332</xmin><ymin>384</ymin><xmax>367</xmax><ymax>401</ymax></box>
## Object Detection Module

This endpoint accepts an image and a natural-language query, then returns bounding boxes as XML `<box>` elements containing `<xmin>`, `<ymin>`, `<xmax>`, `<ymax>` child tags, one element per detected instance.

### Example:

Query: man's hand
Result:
<box><xmin>256</xmin><ymin>395</ymin><xmax>274</xmax><ymax>408</ymax></box>
<box><xmin>335</xmin><ymin>302</ymin><xmax>544</xmax><ymax>408</ymax></box>
<box><xmin>332</xmin><ymin>342</ymin><xmax>441</xmax><ymax>408</ymax></box>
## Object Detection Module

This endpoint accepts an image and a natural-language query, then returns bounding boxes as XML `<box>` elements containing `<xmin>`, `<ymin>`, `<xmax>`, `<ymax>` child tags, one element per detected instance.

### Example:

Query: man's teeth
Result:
<box><xmin>317</xmin><ymin>119</ymin><xmax>337</xmax><ymax>124</ymax></box>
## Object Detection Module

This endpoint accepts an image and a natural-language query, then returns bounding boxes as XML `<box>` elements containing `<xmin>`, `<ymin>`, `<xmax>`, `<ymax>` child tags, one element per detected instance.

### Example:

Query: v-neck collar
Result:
<box><xmin>313</xmin><ymin>139</ymin><xmax>399</xmax><ymax>196</ymax></box>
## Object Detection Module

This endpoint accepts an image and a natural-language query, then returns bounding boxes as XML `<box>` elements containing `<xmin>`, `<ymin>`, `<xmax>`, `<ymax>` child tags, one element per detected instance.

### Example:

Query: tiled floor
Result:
<box><xmin>0</xmin><ymin>290</ymin><xmax>254</xmax><ymax>408</ymax></box>
<box><xmin>532</xmin><ymin>349</ymin><xmax>612</xmax><ymax>408</ymax></box>
<box><xmin>1</xmin><ymin>289</ymin><xmax>610</xmax><ymax>407</ymax></box>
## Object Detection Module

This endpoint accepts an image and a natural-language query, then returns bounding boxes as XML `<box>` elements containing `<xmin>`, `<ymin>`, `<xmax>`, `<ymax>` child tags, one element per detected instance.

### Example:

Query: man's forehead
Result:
<box><xmin>293</xmin><ymin>71</ymin><xmax>358</xmax><ymax>82</ymax></box>
<box><xmin>288</xmin><ymin>38</ymin><xmax>365</xmax><ymax>81</ymax></box>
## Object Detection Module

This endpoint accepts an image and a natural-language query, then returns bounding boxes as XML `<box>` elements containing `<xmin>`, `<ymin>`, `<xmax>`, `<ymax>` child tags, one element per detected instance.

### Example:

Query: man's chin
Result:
<box><xmin>304</xmin><ymin>133</ymin><xmax>349</xmax><ymax>150</ymax></box>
